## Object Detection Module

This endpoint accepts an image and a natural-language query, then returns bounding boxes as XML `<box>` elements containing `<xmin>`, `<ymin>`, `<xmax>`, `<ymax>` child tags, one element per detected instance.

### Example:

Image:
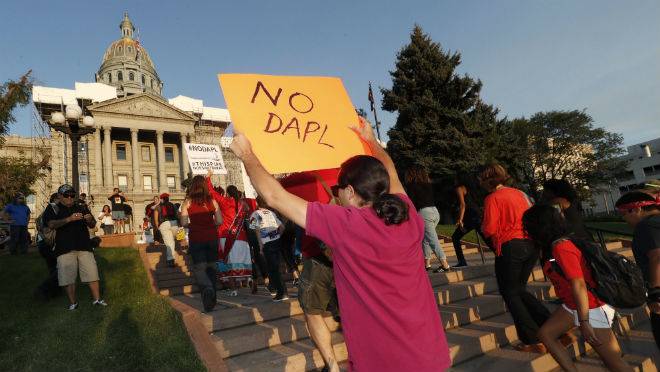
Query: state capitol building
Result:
<box><xmin>3</xmin><ymin>13</ymin><xmax>244</xmax><ymax>230</ymax></box>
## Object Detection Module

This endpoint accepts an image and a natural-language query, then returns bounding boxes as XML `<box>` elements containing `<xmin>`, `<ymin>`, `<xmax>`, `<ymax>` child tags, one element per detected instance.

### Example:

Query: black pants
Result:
<box><xmin>247</xmin><ymin>228</ymin><xmax>269</xmax><ymax>281</ymax></box>
<box><xmin>189</xmin><ymin>240</ymin><xmax>218</xmax><ymax>292</ymax></box>
<box><xmin>495</xmin><ymin>239</ymin><xmax>550</xmax><ymax>345</ymax></box>
<box><xmin>651</xmin><ymin>312</ymin><xmax>660</xmax><ymax>351</ymax></box>
<box><xmin>9</xmin><ymin>225</ymin><xmax>29</xmax><ymax>254</ymax></box>
<box><xmin>451</xmin><ymin>218</ymin><xmax>483</xmax><ymax>264</ymax></box>
<box><xmin>264</xmin><ymin>239</ymin><xmax>286</xmax><ymax>296</ymax></box>
<box><xmin>37</xmin><ymin>241</ymin><xmax>60</xmax><ymax>298</ymax></box>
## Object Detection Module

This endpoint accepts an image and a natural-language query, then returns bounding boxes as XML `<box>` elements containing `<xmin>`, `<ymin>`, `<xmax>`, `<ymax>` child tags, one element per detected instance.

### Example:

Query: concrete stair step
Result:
<box><xmin>160</xmin><ymin>284</ymin><xmax>198</xmax><ymax>296</ymax></box>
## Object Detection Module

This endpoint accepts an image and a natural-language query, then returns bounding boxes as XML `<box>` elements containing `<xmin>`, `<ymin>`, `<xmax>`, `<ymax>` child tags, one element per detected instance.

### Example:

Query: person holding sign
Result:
<box><xmin>229</xmin><ymin>118</ymin><xmax>450</xmax><ymax>372</ymax></box>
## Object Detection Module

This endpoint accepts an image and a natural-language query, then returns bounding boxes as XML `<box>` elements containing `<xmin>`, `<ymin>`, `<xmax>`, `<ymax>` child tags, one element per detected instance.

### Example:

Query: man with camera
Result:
<box><xmin>43</xmin><ymin>184</ymin><xmax>108</xmax><ymax>310</ymax></box>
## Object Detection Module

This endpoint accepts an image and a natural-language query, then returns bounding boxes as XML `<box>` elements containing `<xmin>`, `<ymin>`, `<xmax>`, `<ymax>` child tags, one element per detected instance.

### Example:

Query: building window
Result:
<box><xmin>165</xmin><ymin>147</ymin><xmax>175</xmax><ymax>162</ymax></box>
<box><xmin>129</xmin><ymin>72</ymin><xmax>134</xmax><ymax>81</ymax></box>
<box><xmin>143</xmin><ymin>175</ymin><xmax>153</xmax><ymax>191</ymax></box>
<box><xmin>107</xmin><ymin>73</ymin><xmax>112</xmax><ymax>83</ymax></box>
<box><xmin>167</xmin><ymin>175</ymin><xmax>176</xmax><ymax>190</ymax></box>
<box><xmin>150</xmin><ymin>79</ymin><xmax>154</xmax><ymax>89</ymax></box>
<box><xmin>118</xmin><ymin>46</ymin><xmax>122</xmax><ymax>53</ymax></box>
<box><xmin>117</xmin><ymin>71</ymin><xmax>123</xmax><ymax>81</ymax></box>
<box><xmin>118</xmin><ymin>175</ymin><xmax>128</xmax><ymax>190</ymax></box>
<box><xmin>116</xmin><ymin>144</ymin><xmax>127</xmax><ymax>160</ymax></box>
<box><xmin>128</xmin><ymin>46</ymin><xmax>133</xmax><ymax>53</ymax></box>
<box><xmin>141</xmin><ymin>145</ymin><xmax>151</xmax><ymax>162</ymax></box>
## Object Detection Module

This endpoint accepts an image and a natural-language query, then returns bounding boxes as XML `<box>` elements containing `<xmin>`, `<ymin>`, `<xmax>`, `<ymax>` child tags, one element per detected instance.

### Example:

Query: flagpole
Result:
<box><xmin>368</xmin><ymin>81</ymin><xmax>382</xmax><ymax>141</ymax></box>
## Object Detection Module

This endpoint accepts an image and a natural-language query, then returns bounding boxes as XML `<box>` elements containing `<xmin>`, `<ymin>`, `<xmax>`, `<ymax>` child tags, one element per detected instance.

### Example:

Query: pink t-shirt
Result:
<box><xmin>306</xmin><ymin>194</ymin><xmax>451</xmax><ymax>372</ymax></box>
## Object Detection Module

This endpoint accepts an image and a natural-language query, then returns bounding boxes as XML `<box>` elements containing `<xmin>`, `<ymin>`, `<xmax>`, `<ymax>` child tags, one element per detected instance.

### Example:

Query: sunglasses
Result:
<box><xmin>62</xmin><ymin>193</ymin><xmax>76</xmax><ymax>199</ymax></box>
<box><xmin>330</xmin><ymin>184</ymin><xmax>347</xmax><ymax>198</ymax></box>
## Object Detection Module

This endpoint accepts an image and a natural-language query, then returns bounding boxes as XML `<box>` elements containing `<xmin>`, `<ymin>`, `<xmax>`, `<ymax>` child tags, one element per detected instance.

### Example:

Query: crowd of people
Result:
<box><xmin>2</xmin><ymin>115</ymin><xmax>659</xmax><ymax>371</ymax></box>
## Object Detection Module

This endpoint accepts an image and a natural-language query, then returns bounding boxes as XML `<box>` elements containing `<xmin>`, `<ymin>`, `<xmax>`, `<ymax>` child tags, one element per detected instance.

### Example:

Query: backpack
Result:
<box><xmin>36</xmin><ymin>203</ymin><xmax>59</xmax><ymax>248</ymax></box>
<box><xmin>551</xmin><ymin>238</ymin><xmax>646</xmax><ymax>309</ymax></box>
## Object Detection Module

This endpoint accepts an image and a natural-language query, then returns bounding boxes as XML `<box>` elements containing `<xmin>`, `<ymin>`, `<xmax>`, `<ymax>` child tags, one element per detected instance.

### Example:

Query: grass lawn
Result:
<box><xmin>0</xmin><ymin>248</ymin><xmax>205</xmax><ymax>372</ymax></box>
<box><xmin>585</xmin><ymin>221</ymin><xmax>633</xmax><ymax>241</ymax></box>
<box><xmin>436</xmin><ymin>224</ymin><xmax>481</xmax><ymax>244</ymax></box>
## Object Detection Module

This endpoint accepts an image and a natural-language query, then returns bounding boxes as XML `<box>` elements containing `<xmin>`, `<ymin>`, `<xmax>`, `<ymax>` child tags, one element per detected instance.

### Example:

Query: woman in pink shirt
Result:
<box><xmin>229</xmin><ymin>118</ymin><xmax>450</xmax><ymax>372</ymax></box>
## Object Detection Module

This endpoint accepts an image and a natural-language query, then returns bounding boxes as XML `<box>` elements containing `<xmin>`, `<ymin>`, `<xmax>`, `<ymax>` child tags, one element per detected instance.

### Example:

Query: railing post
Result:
<box><xmin>476</xmin><ymin>232</ymin><xmax>486</xmax><ymax>265</ymax></box>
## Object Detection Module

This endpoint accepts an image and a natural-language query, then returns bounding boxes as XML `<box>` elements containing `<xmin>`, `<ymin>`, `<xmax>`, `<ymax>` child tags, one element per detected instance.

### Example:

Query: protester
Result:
<box><xmin>34</xmin><ymin>192</ymin><xmax>61</xmax><ymax>300</ymax></box>
<box><xmin>541</xmin><ymin>179</ymin><xmax>593</xmax><ymax>241</ymax></box>
<box><xmin>145</xmin><ymin>195</ymin><xmax>162</xmax><ymax>243</ymax></box>
<box><xmin>244</xmin><ymin>197</ymin><xmax>271</xmax><ymax>294</ymax></box>
<box><xmin>278</xmin><ymin>219</ymin><xmax>301</xmax><ymax>285</ymax></box>
<box><xmin>451</xmin><ymin>175</ymin><xmax>486</xmax><ymax>267</ymax></box>
<box><xmin>108</xmin><ymin>188</ymin><xmax>127</xmax><ymax>233</ymax></box>
<box><xmin>180</xmin><ymin>175</ymin><xmax>222</xmax><ymax>312</ymax></box>
<box><xmin>230</xmin><ymin>118</ymin><xmax>451</xmax><ymax>372</ymax></box>
<box><xmin>250</xmin><ymin>196</ymin><xmax>288</xmax><ymax>301</ymax></box>
<box><xmin>98</xmin><ymin>205</ymin><xmax>114</xmax><ymax>235</ymax></box>
<box><xmin>124</xmin><ymin>203</ymin><xmax>133</xmax><ymax>232</ymax></box>
<box><xmin>3</xmin><ymin>193</ymin><xmax>31</xmax><ymax>255</ymax></box>
<box><xmin>480</xmin><ymin>163</ymin><xmax>550</xmax><ymax>353</ymax></box>
<box><xmin>523</xmin><ymin>204</ymin><xmax>632</xmax><ymax>372</ymax></box>
<box><xmin>404</xmin><ymin>167</ymin><xmax>451</xmax><ymax>272</ymax></box>
<box><xmin>615</xmin><ymin>191</ymin><xmax>660</xmax><ymax>350</ymax></box>
<box><xmin>153</xmin><ymin>193</ymin><xmax>180</xmax><ymax>267</ymax></box>
<box><xmin>140</xmin><ymin>218</ymin><xmax>154</xmax><ymax>244</ymax></box>
<box><xmin>43</xmin><ymin>185</ymin><xmax>107</xmax><ymax>310</ymax></box>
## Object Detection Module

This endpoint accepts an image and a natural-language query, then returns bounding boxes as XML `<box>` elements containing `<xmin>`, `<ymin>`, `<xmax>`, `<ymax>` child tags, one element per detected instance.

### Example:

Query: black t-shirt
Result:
<box><xmin>406</xmin><ymin>182</ymin><xmax>435</xmax><ymax>210</ymax></box>
<box><xmin>108</xmin><ymin>194</ymin><xmax>126</xmax><ymax>211</ymax></box>
<box><xmin>42</xmin><ymin>202</ymin><xmax>94</xmax><ymax>256</ymax></box>
<box><xmin>632</xmin><ymin>214</ymin><xmax>660</xmax><ymax>285</ymax></box>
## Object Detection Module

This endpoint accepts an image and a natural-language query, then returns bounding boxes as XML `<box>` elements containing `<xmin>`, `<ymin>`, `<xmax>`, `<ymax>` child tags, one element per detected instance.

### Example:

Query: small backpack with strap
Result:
<box><xmin>551</xmin><ymin>237</ymin><xmax>646</xmax><ymax>309</ymax></box>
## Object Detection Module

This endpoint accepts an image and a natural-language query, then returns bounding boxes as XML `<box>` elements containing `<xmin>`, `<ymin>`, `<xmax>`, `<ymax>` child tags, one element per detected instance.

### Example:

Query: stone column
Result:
<box><xmin>93</xmin><ymin>128</ymin><xmax>103</xmax><ymax>189</ymax></box>
<box><xmin>180</xmin><ymin>133</ymin><xmax>190</xmax><ymax>180</ymax></box>
<box><xmin>156</xmin><ymin>130</ymin><xmax>167</xmax><ymax>192</ymax></box>
<box><xmin>103</xmin><ymin>126</ymin><xmax>113</xmax><ymax>188</ymax></box>
<box><xmin>131</xmin><ymin>128</ymin><xmax>141</xmax><ymax>190</ymax></box>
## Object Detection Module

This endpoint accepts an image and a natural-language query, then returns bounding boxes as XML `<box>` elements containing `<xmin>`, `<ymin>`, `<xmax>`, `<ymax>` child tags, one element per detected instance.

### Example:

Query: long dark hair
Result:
<box><xmin>522</xmin><ymin>204</ymin><xmax>569</xmax><ymax>262</ymax></box>
<box><xmin>226</xmin><ymin>185</ymin><xmax>241</xmax><ymax>213</ymax></box>
<box><xmin>102</xmin><ymin>205</ymin><xmax>111</xmax><ymax>213</ymax></box>
<box><xmin>186</xmin><ymin>175</ymin><xmax>211</xmax><ymax>205</ymax></box>
<box><xmin>338</xmin><ymin>155</ymin><xmax>408</xmax><ymax>225</ymax></box>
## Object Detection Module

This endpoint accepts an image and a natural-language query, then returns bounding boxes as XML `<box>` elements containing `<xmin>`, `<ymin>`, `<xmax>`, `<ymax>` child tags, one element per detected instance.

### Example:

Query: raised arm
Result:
<box><xmin>229</xmin><ymin>133</ymin><xmax>308</xmax><ymax>228</ymax></box>
<box><xmin>352</xmin><ymin>117</ymin><xmax>405</xmax><ymax>195</ymax></box>
<box><xmin>212</xmin><ymin>199</ymin><xmax>223</xmax><ymax>226</ymax></box>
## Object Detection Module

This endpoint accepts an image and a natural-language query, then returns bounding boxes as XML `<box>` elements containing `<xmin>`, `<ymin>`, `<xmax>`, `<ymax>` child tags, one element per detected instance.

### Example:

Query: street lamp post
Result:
<box><xmin>49</xmin><ymin>104</ymin><xmax>96</xmax><ymax>193</ymax></box>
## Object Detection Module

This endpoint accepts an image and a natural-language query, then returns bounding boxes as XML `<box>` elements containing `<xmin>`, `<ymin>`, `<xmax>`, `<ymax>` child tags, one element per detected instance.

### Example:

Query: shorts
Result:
<box><xmin>562</xmin><ymin>303</ymin><xmax>616</xmax><ymax>329</ymax></box>
<box><xmin>57</xmin><ymin>250</ymin><xmax>100</xmax><ymax>286</ymax></box>
<box><xmin>298</xmin><ymin>257</ymin><xmax>339</xmax><ymax>317</ymax></box>
<box><xmin>112</xmin><ymin>210</ymin><xmax>125</xmax><ymax>220</ymax></box>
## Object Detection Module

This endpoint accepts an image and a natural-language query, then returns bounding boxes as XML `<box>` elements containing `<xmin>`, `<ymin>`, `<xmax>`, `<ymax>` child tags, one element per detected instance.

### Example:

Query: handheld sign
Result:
<box><xmin>218</xmin><ymin>74</ymin><xmax>369</xmax><ymax>174</ymax></box>
<box><xmin>184</xmin><ymin>143</ymin><xmax>227</xmax><ymax>175</ymax></box>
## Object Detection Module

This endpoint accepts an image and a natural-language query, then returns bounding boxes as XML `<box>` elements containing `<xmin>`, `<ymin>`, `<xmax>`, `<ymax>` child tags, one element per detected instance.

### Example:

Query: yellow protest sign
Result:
<box><xmin>218</xmin><ymin>74</ymin><xmax>369</xmax><ymax>174</ymax></box>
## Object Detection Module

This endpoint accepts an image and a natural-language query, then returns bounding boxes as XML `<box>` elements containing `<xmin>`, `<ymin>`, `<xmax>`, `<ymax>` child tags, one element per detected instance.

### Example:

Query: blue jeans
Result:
<box><xmin>419</xmin><ymin>207</ymin><xmax>446</xmax><ymax>261</ymax></box>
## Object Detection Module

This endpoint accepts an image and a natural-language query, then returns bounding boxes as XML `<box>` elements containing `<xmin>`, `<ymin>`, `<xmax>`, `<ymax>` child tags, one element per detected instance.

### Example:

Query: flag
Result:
<box><xmin>368</xmin><ymin>82</ymin><xmax>375</xmax><ymax>112</ymax></box>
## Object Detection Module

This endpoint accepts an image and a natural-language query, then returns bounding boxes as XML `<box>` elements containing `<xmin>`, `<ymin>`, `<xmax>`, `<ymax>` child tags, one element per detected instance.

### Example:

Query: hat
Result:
<box><xmin>57</xmin><ymin>184</ymin><xmax>76</xmax><ymax>195</ymax></box>
<box><xmin>159</xmin><ymin>193</ymin><xmax>170</xmax><ymax>199</ymax></box>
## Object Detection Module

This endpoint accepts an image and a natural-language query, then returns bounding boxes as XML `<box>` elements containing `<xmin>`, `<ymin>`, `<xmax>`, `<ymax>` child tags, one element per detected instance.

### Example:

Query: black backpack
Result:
<box><xmin>551</xmin><ymin>238</ymin><xmax>646</xmax><ymax>309</ymax></box>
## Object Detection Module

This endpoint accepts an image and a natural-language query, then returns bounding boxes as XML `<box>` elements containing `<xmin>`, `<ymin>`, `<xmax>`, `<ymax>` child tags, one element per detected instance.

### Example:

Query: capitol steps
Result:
<box><xmin>144</xmin><ymin>239</ymin><xmax>658</xmax><ymax>371</ymax></box>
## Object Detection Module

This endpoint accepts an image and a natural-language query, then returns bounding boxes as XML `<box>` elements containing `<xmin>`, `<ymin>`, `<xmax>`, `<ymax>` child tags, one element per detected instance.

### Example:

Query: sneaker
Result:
<box><xmin>452</xmin><ymin>262</ymin><xmax>468</xmax><ymax>268</ymax></box>
<box><xmin>92</xmin><ymin>299</ymin><xmax>108</xmax><ymax>306</ymax></box>
<box><xmin>167</xmin><ymin>259</ymin><xmax>176</xmax><ymax>268</ymax></box>
<box><xmin>292</xmin><ymin>278</ymin><xmax>300</xmax><ymax>286</ymax></box>
<box><xmin>273</xmin><ymin>293</ymin><xmax>289</xmax><ymax>302</ymax></box>
<box><xmin>201</xmin><ymin>287</ymin><xmax>216</xmax><ymax>312</ymax></box>
<box><xmin>68</xmin><ymin>302</ymin><xmax>79</xmax><ymax>311</ymax></box>
<box><xmin>433</xmin><ymin>266</ymin><xmax>451</xmax><ymax>273</ymax></box>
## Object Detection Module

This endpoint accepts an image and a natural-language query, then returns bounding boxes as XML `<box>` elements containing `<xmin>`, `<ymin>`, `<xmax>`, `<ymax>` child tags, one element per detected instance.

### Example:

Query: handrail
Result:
<box><xmin>586</xmin><ymin>226</ymin><xmax>632</xmax><ymax>251</ymax></box>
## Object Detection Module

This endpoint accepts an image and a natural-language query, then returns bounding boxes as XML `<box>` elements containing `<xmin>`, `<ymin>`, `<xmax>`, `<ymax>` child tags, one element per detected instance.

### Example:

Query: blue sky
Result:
<box><xmin>2</xmin><ymin>0</ymin><xmax>659</xmax><ymax>147</ymax></box>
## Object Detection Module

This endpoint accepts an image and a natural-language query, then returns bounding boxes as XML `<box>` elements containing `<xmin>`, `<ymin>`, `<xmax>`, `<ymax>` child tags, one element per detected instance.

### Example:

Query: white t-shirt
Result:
<box><xmin>98</xmin><ymin>212</ymin><xmax>114</xmax><ymax>225</ymax></box>
<box><xmin>249</xmin><ymin>209</ymin><xmax>283</xmax><ymax>244</ymax></box>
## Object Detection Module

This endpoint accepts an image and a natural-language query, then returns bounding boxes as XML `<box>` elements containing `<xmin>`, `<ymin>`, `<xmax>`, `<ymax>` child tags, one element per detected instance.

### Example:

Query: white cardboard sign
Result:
<box><xmin>184</xmin><ymin>143</ymin><xmax>227</xmax><ymax>175</ymax></box>
<box><xmin>240</xmin><ymin>162</ymin><xmax>258</xmax><ymax>199</ymax></box>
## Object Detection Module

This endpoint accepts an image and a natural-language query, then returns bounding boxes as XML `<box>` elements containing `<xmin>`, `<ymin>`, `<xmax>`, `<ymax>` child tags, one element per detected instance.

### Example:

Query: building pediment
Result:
<box><xmin>89</xmin><ymin>93</ymin><xmax>197</xmax><ymax>122</ymax></box>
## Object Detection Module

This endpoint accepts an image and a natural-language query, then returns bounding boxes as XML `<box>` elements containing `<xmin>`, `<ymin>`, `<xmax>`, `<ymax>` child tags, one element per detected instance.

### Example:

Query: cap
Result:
<box><xmin>159</xmin><ymin>193</ymin><xmax>170</xmax><ymax>199</ymax></box>
<box><xmin>57</xmin><ymin>184</ymin><xmax>76</xmax><ymax>195</ymax></box>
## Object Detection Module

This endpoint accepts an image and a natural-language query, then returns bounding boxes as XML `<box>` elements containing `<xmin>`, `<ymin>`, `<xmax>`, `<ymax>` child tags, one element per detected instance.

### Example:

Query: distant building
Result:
<box><xmin>13</xmin><ymin>13</ymin><xmax>243</xmax><ymax>230</ymax></box>
<box><xmin>585</xmin><ymin>137</ymin><xmax>660</xmax><ymax>215</ymax></box>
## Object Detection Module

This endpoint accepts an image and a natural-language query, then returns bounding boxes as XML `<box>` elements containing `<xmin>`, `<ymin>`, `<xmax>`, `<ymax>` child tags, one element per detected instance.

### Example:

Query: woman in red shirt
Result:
<box><xmin>180</xmin><ymin>175</ymin><xmax>222</xmax><ymax>312</ymax></box>
<box><xmin>480</xmin><ymin>163</ymin><xmax>550</xmax><ymax>352</ymax></box>
<box><xmin>523</xmin><ymin>204</ymin><xmax>631</xmax><ymax>372</ymax></box>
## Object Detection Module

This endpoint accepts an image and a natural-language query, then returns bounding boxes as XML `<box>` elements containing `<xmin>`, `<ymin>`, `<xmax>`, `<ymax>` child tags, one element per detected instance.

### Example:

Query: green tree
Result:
<box><xmin>381</xmin><ymin>25</ymin><xmax>497</xmax><ymax>184</ymax></box>
<box><xmin>501</xmin><ymin>110</ymin><xmax>625</xmax><ymax>199</ymax></box>
<box><xmin>0</xmin><ymin>71</ymin><xmax>50</xmax><ymax>205</ymax></box>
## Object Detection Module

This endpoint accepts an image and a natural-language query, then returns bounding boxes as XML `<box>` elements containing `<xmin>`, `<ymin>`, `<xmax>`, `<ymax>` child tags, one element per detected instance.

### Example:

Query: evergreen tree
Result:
<box><xmin>382</xmin><ymin>25</ymin><xmax>495</xmax><ymax>184</ymax></box>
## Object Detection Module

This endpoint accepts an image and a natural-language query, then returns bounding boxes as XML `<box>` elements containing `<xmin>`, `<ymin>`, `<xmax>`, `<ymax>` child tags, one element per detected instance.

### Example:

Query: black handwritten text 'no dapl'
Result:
<box><xmin>250</xmin><ymin>81</ymin><xmax>334</xmax><ymax>149</ymax></box>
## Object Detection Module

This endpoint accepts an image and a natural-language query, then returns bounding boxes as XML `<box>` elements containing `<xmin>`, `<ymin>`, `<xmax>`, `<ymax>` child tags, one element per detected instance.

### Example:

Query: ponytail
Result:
<box><xmin>373</xmin><ymin>193</ymin><xmax>409</xmax><ymax>225</ymax></box>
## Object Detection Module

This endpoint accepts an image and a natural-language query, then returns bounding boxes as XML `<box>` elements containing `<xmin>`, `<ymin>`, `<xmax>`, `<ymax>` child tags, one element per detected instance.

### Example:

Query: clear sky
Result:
<box><xmin>2</xmin><ymin>0</ymin><xmax>659</xmax><ymax>147</ymax></box>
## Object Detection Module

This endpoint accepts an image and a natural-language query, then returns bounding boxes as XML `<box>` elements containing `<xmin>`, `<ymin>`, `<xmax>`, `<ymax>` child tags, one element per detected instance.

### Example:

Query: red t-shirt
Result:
<box><xmin>306</xmin><ymin>194</ymin><xmax>450</xmax><ymax>372</ymax></box>
<box><xmin>543</xmin><ymin>239</ymin><xmax>604</xmax><ymax>310</ymax></box>
<box><xmin>482</xmin><ymin>187</ymin><xmax>531</xmax><ymax>256</ymax></box>
<box><xmin>207</xmin><ymin>177</ymin><xmax>238</xmax><ymax>238</ymax></box>
<box><xmin>187</xmin><ymin>200</ymin><xmax>217</xmax><ymax>244</ymax></box>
